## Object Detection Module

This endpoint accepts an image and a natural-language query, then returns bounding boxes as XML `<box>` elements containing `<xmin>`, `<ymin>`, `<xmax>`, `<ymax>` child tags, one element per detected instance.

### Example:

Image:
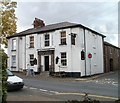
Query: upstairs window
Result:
<box><xmin>44</xmin><ymin>34</ymin><xmax>49</xmax><ymax>47</ymax></box>
<box><xmin>29</xmin><ymin>54</ymin><xmax>34</xmax><ymax>66</ymax></box>
<box><xmin>30</xmin><ymin>36</ymin><xmax>34</xmax><ymax>48</ymax></box>
<box><xmin>71</xmin><ymin>33</ymin><xmax>76</xmax><ymax>45</ymax></box>
<box><xmin>60</xmin><ymin>31</ymin><xmax>66</xmax><ymax>45</ymax></box>
<box><xmin>12</xmin><ymin>55</ymin><xmax>16</xmax><ymax>66</ymax></box>
<box><xmin>12</xmin><ymin>39</ymin><xmax>16</xmax><ymax>50</ymax></box>
<box><xmin>61</xmin><ymin>52</ymin><xmax>67</xmax><ymax>66</ymax></box>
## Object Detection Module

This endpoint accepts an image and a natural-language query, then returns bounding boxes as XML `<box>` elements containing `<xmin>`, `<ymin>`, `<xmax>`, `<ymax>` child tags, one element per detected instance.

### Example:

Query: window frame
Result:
<box><xmin>29</xmin><ymin>54</ymin><xmax>34</xmax><ymax>66</ymax></box>
<box><xmin>29</xmin><ymin>36</ymin><xmax>34</xmax><ymax>48</ymax></box>
<box><xmin>71</xmin><ymin>35</ymin><xmax>75</xmax><ymax>45</ymax></box>
<box><xmin>61</xmin><ymin>52</ymin><xmax>67</xmax><ymax>66</ymax></box>
<box><xmin>60</xmin><ymin>31</ymin><xmax>67</xmax><ymax>45</ymax></box>
<box><xmin>44</xmin><ymin>33</ymin><xmax>50</xmax><ymax>47</ymax></box>
<box><xmin>12</xmin><ymin>55</ymin><xmax>16</xmax><ymax>67</ymax></box>
<box><xmin>12</xmin><ymin>39</ymin><xmax>16</xmax><ymax>50</ymax></box>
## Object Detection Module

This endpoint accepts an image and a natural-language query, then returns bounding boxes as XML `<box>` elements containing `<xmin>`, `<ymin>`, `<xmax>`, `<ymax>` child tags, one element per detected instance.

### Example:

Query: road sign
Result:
<box><xmin>88</xmin><ymin>53</ymin><xmax>92</xmax><ymax>58</ymax></box>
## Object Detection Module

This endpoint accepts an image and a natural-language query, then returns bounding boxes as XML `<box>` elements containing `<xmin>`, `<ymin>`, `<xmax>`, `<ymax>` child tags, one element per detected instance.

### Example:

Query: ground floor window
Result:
<box><xmin>61</xmin><ymin>52</ymin><xmax>67</xmax><ymax>66</ymax></box>
<box><xmin>29</xmin><ymin>54</ymin><xmax>34</xmax><ymax>66</ymax></box>
<box><xmin>12</xmin><ymin>55</ymin><xmax>16</xmax><ymax>66</ymax></box>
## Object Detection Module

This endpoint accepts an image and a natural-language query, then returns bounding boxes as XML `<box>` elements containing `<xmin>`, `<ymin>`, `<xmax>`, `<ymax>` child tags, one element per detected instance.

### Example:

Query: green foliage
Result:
<box><xmin>0</xmin><ymin>49</ymin><xmax>8</xmax><ymax>103</ymax></box>
<box><xmin>0</xmin><ymin>0</ymin><xmax>17</xmax><ymax>46</ymax></box>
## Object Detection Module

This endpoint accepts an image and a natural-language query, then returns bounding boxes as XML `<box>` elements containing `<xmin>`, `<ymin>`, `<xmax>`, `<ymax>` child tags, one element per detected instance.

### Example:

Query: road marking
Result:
<box><xmin>49</xmin><ymin>91</ymin><xmax>59</xmax><ymax>94</ymax></box>
<box><xmin>55</xmin><ymin>92</ymin><xmax>118</xmax><ymax>100</ymax></box>
<box><xmin>39</xmin><ymin>89</ymin><xmax>48</xmax><ymax>92</ymax></box>
<box><xmin>88</xmin><ymin>94</ymin><xmax>118</xmax><ymax>100</ymax></box>
<box><xmin>26</xmin><ymin>86</ymin><xmax>118</xmax><ymax>100</ymax></box>
<box><xmin>29</xmin><ymin>87</ymin><xmax>37</xmax><ymax>90</ymax></box>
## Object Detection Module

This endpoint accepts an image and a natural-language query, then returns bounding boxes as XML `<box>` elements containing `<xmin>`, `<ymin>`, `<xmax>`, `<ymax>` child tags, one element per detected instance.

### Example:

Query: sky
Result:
<box><xmin>13</xmin><ymin>0</ymin><xmax>119</xmax><ymax>46</ymax></box>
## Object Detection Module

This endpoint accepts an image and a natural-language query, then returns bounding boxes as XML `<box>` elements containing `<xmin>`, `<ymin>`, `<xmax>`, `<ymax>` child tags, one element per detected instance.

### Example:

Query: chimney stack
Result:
<box><xmin>33</xmin><ymin>18</ymin><xmax>45</xmax><ymax>28</ymax></box>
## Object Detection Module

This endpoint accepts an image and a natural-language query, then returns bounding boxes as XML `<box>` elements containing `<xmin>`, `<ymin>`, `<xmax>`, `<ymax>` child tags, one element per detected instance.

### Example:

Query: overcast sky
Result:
<box><xmin>14</xmin><ymin>0</ymin><xmax>119</xmax><ymax>46</ymax></box>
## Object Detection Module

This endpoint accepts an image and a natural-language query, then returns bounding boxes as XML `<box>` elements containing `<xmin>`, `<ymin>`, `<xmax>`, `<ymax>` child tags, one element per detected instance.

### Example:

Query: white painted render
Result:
<box><xmin>118</xmin><ymin>34</ymin><xmax>120</xmax><ymax>48</ymax></box>
<box><xmin>7</xmin><ymin>26</ymin><xmax>104</xmax><ymax>76</ymax></box>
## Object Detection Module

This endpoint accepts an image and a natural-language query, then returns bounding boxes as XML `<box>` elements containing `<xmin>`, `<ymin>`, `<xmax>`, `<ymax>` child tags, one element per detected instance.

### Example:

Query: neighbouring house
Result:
<box><xmin>104</xmin><ymin>42</ymin><xmax>120</xmax><ymax>73</ymax></box>
<box><xmin>7</xmin><ymin>18</ymin><xmax>105</xmax><ymax>77</ymax></box>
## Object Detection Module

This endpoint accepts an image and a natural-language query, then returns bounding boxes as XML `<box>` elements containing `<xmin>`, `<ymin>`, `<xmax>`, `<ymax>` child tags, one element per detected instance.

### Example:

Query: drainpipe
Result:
<box><xmin>83</xmin><ymin>28</ymin><xmax>86</xmax><ymax>76</ymax></box>
<box><xmin>70</xmin><ymin>28</ymin><xmax>72</xmax><ymax>77</ymax></box>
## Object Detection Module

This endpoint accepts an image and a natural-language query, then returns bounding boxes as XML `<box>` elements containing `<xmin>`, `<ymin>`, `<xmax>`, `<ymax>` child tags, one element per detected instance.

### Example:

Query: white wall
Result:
<box><xmin>54</xmin><ymin>28</ymin><xmax>72</xmax><ymax>72</ymax></box>
<box><xmin>26</xmin><ymin>34</ymin><xmax>38</xmax><ymax>72</ymax></box>
<box><xmin>70</xmin><ymin>27</ymin><xmax>86</xmax><ymax>76</ymax></box>
<box><xmin>8</xmin><ymin>26</ymin><xmax>104</xmax><ymax>76</ymax></box>
<box><xmin>7</xmin><ymin>39</ymin><xmax>11</xmax><ymax>70</ymax></box>
<box><xmin>8</xmin><ymin>37</ymin><xmax>18</xmax><ymax>71</ymax></box>
<box><xmin>36</xmin><ymin>27</ymin><xmax>104</xmax><ymax>76</ymax></box>
<box><xmin>17</xmin><ymin>36</ymin><xmax>26</xmax><ymax>71</ymax></box>
<box><xmin>85</xmin><ymin>30</ymin><xmax>104</xmax><ymax>76</ymax></box>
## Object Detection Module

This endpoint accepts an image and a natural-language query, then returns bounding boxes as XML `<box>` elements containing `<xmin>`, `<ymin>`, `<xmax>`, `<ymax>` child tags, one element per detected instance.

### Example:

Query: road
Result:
<box><xmin>7</xmin><ymin>71</ymin><xmax>118</xmax><ymax>102</ymax></box>
<box><xmin>24</xmin><ymin>78</ymin><xmax>118</xmax><ymax>97</ymax></box>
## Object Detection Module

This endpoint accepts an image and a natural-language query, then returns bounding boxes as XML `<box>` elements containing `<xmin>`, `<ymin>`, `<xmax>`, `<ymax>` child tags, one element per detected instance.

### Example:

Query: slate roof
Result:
<box><xmin>104</xmin><ymin>41</ymin><xmax>120</xmax><ymax>49</ymax></box>
<box><xmin>7</xmin><ymin>22</ymin><xmax>105</xmax><ymax>39</ymax></box>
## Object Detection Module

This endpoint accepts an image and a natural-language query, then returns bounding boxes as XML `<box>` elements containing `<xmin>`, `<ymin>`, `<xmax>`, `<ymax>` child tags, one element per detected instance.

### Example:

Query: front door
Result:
<box><xmin>44</xmin><ymin>56</ymin><xmax>49</xmax><ymax>71</ymax></box>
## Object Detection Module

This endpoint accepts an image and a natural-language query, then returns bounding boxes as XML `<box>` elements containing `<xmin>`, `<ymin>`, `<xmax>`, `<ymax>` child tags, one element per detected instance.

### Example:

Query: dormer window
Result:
<box><xmin>60</xmin><ymin>31</ymin><xmax>66</xmax><ymax>45</ymax></box>
<box><xmin>30</xmin><ymin>36</ymin><xmax>34</xmax><ymax>48</ymax></box>
<box><xmin>44</xmin><ymin>34</ymin><xmax>49</xmax><ymax>47</ymax></box>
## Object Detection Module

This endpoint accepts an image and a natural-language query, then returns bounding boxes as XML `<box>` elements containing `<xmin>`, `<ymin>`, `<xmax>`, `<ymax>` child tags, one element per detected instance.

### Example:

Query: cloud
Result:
<box><xmin>15</xmin><ymin>2</ymin><xmax>118</xmax><ymax>46</ymax></box>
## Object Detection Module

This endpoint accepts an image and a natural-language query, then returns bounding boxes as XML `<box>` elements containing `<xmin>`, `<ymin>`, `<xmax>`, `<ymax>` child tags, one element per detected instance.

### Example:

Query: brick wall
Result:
<box><xmin>104</xmin><ymin>42</ymin><xmax>120</xmax><ymax>73</ymax></box>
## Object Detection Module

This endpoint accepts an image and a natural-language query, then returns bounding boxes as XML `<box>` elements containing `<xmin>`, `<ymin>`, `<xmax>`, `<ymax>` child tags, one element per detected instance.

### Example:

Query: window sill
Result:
<box><xmin>59</xmin><ymin>44</ymin><xmax>67</xmax><ymax>46</ymax></box>
<box><xmin>11</xmin><ymin>66</ymin><xmax>16</xmax><ymax>68</ymax></box>
<box><xmin>11</xmin><ymin>50</ymin><xmax>16</xmax><ymax>51</ymax></box>
<box><xmin>29</xmin><ymin>47</ymin><xmax>34</xmax><ymax>49</ymax></box>
<box><xmin>59</xmin><ymin>66</ymin><xmax>67</xmax><ymax>68</ymax></box>
<box><xmin>44</xmin><ymin>46</ymin><xmax>50</xmax><ymax>47</ymax></box>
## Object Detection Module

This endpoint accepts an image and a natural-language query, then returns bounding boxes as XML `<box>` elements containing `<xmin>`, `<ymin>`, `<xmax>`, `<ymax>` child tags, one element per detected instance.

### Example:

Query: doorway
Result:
<box><xmin>44</xmin><ymin>56</ymin><xmax>49</xmax><ymax>71</ymax></box>
<box><xmin>110</xmin><ymin>58</ymin><xmax>113</xmax><ymax>71</ymax></box>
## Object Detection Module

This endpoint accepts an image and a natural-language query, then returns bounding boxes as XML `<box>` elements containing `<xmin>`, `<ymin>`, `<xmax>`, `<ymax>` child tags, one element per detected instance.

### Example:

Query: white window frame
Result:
<box><xmin>12</xmin><ymin>55</ymin><xmax>16</xmax><ymax>66</ymax></box>
<box><xmin>61</xmin><ymin>52</ymin><xmax>67</xmax><ymax>66</ymax></box>
<box><xmin>60</xmin><ymin>31</ymin><xmax>66</xmax><ymax>45</ymax></box>
<box><xmin>12</xmin><ymin>39</ymin><xmax>16</xmax><ymax>50</ymax></box>
<box><xmin>29</xmin><ymin>54</ymin><xmax>34</xmax><ymax>66</ymax></box>
<box><xmin>44</xmin><ymin>34</ymin><xmax>50</xmax><ymax>47</ymax></box>
<box><xmin>29</xmin><ymin>36</ymin><xmax>34</xmax><ymax>48</ymax></box>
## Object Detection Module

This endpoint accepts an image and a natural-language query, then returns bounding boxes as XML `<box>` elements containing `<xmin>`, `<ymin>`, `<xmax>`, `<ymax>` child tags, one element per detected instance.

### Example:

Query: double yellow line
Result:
<box><xmin>55</xmin><ymin>92</ymin><xmax>118</xmax><ymax>100</ymax></box>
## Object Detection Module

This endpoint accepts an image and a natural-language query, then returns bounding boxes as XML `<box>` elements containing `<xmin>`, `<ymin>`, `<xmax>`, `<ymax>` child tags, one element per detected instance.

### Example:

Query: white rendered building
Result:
<box><xmin>7</xmin><ymin>19</ymin><xmax>105</xmax><ymax>77</ymax></box>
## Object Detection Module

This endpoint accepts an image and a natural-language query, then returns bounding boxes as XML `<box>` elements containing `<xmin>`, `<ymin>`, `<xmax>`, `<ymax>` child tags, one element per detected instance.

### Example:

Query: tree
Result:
<box><xmin>0</xmin><ymin>0</ymin><xmax>17</xmax><ymax>46</ymax></box>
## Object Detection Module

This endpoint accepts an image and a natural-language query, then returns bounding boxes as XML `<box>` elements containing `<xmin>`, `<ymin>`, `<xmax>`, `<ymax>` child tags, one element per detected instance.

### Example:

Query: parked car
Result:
<box><xmin>7</xmin><ymin>69</ymin><xmax>24</xmax><ymax>91</ymax></box>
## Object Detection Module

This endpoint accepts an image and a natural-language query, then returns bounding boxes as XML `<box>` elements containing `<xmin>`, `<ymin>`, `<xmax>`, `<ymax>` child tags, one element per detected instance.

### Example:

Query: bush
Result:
<box><xmin>0</xmin><ymin>49</ymin><xmax>8</xmax><ymax>103</ymax></box>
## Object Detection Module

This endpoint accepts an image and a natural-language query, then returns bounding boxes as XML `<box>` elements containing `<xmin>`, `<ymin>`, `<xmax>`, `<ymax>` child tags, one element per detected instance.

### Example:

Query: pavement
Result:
<box><xmin>13</xmin><ymin>70</ymin><xmax>118</xmax><ymax>82</ymax></box>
